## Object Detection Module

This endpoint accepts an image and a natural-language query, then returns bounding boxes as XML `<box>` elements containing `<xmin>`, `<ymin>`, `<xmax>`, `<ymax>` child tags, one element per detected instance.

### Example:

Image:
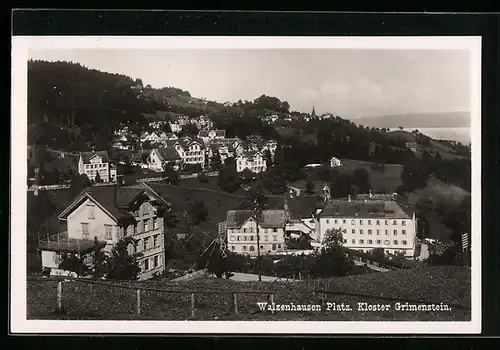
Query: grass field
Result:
<box><xmin>26</xmin><ymin>265</ymin><xmax>471</xmax><ymax>321</ymax></box>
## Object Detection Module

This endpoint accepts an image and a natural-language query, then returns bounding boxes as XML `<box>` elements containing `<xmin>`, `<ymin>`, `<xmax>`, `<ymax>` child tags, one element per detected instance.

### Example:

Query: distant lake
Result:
<box><xmin>407</xmin><ymin>127</ymin><xmax>470</xmax><ymax>145</ymax></box>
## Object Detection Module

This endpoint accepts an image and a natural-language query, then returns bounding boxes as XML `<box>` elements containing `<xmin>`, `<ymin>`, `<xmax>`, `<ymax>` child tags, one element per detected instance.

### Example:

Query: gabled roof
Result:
<box><xmin>287</xmin><ymin>195</ymin><xmax>324</xmax><ymax>220</ymax></box>
<box><xmin>199</xmin><ymin>129</ymin><xmax>226</xmax><ymax>138</ymax></box>
<box><xmin>154</xmin><ymin>147</ymin><xmax>182</xmax><ymax>162</ymax></box>
<box><xmin>58</xmin><ymin>183</ymin><xmax>170</xmax><ymax>223</ymax></box>
<box><xmin>226</xmin><ymin>209</ymin><xmax>286</xmax><ymax>229</ymax></box>
<box><xmin>79</xmin><ymin>151</ymin><xmax>110</xmax><ymax>163</ymax></box>
<box><xmin>240</xmin><ymin>150</ymin><xmax>262</xmax><ymax>159</ymax></box>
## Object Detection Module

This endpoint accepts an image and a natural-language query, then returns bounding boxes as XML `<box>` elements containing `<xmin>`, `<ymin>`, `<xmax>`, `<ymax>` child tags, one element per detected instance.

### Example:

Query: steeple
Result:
<box><xmin>311</xmin><ymin>105</ymin><xmax>316</xmax><ymax>117</ymax></box>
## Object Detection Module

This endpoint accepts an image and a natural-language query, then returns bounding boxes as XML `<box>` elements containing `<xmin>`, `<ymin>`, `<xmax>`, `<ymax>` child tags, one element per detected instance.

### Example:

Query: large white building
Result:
<box><xmin>78</xmin><ymin>151</ymin><xmax>117</xmax><ymax>183</ymax></box>
<box><xmin>38</xmin><ymin>183</ymin><xmax>170</xmax><ymax>280</ymax></box>
<box><xmin>236</xmin><ymin>151</ymin><xmax>267</xmax><ymax>173</ymax></box>
<box><xmin>225</xmin><ymin>209</ymin><xmax>286</xmax><ymax>255</ymax></box>
<box><xmin>316</xmin><ymin>193</ymin><xmax>417</xmax><ymax>257</ymax></box>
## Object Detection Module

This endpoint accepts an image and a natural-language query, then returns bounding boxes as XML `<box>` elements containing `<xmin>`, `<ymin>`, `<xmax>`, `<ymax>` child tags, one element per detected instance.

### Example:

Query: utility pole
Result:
<box><xmin>253</xmin><ymin>199</ymin><xmax>262</xmax><ymax>282</ymax></box>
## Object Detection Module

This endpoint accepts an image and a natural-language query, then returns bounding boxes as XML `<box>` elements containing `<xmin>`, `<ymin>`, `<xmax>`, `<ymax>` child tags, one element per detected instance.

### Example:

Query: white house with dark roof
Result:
<box><xmin>38</xmin><ymin>183</ymin><xmax>169</xmax><ymax>279</ymax></box>
<box><xmin>225</xmin><ymin>209</ymin><xmax>286</xmax><ymax>255</ymax></box>
<box><xmin>316</xmin><ymin>192</ymin><xmax>417</xmax><ymax>257</ymax></box>
<box><xmin>78</xmin><ymin>151</ymin><xmax>117</xmax><ymax>183</ymax></box>
<box><xmin>147</xmin><ymin>147</ymin><xmax>183</xmax><ymax>172</ymax></box>
<box><xmin>330</xmin><ymin>157</ymin><xmax>342</xmax><ymax>167</ymax></box>
<box><xmin>236</xmin><ymin>151</ymin><xmax>266</xmax><ymax>173</ymax></box>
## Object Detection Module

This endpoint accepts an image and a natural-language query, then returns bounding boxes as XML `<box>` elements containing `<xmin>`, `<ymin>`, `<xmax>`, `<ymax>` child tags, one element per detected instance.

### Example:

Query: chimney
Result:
<box><xmin>348</xmin><ymin>194</ymin><xmax>351</xmax><ymax>202</ymax></box>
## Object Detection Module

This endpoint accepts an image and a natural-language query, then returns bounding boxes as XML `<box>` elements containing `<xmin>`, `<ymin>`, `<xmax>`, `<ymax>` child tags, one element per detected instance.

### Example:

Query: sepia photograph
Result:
<box><xmin>11</xmin><ymin>36</ymin><xmax>481</xmax><ymax>334</ymax></box>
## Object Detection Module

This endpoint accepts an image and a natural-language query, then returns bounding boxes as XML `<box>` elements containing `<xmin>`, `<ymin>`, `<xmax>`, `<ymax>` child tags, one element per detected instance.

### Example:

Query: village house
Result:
<box><xmin>37</xmin><ymin>183</ymin><xmax>170</xmax><ymax>280</ymax></box>
<box><xmin>315</xmin><ymin>191</ymin><xmax>417</xmax><ymax>257</ymax></box>
<box><xmin>330</xmin><ymin>157</ymin><xmax>342</xmax><ymax>167</ymax></box>
<box><xmin>112</xmin><ymin>134</ymin><xmax>135</xmax><ymax>150</ymax></box>
<box><xmin>147</xmin><ymin>147</ymin><xmax>183</xmax><ymax>172</ymax></box>
<box><xmin>283</xmin><ymin>195</ymin><xmax>324</xmax><ymax>240</ymax></box>
<box><xmin>130</xmin><ymin>151</ymin><xmax>150</xmax><ymax>169</ymax></box>
<box><xmin>189</xmin><ymin>115</ymin><xmax>214</xmax><ymax>131</ymax></box>
<box><xmin>236</xmin><ymin>151</ymin><xmax>267</xmax><ymax>173</ymax></box>
<box><xmin>225</xmin><ymin>209</ymin><xmax>286</xmax><ymax>255</ymax></box>
<box><xmin>198</xmin><ymin>129</ymin><xmax>226</xmax><ymax>144</ymax></box>
<box><xmin>406</xmin><ymin>142</ymin><xmax>421</xmax><ymax>153</ymax></box>
<box><xmin>78</xmin><ymin>150</ymin><xmax>117</xmax><ymax>183</ymax></box>
<box><xmin>168</xmin><ymin>136</ymin><xmax>206</xmax><ymax>169</ymax></box>
<box><xmin>168</xmin><ymin>115</ymin><xmax>189</xmax><ymax>133</ymax></box>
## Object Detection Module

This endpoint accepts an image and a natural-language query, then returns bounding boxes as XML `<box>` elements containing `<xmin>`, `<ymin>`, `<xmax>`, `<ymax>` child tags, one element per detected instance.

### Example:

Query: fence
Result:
<box><xmin>29</xmin><ymin>277</ymin><xmax>276</xmax><ymax>320</ymax></box>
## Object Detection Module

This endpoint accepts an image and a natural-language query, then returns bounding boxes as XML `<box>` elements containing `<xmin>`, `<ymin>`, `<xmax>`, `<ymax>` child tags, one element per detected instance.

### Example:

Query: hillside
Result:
<box><xmin>26</xmin><ymin>266</ymin><xmax>470</xmax><ymax>321</ymax></box>
<box><xmin>351</xmin><ymin>111</ymin><xmax>471</xmax><ymax>128</ymax></box>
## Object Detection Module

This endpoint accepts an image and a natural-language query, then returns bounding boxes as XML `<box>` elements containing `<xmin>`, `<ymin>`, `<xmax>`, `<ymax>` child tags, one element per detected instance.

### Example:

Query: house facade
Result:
<box><xmin>147</xmin><ymin>147</ymin><xmax>182</xmax><ymax>172</ymax></box>
<box><xmin>225</xmin><ymin>210</ymin><xmax>286</xmax><ymax>255</ymax></box>
<box><xmin>172</xmin><ymin>137</ymin><xmax>206</xmax><ymax>169</ymax></box>
<box><xmin>316</xmin><ymin>194</ymin><xmax>417</xmax><ymax>257</ymax></box>
<box><xmin>330</xmin><ymin>157</ymin><xmax>342</xmax><ymax>167</ymax></box>
<box><xmin>38</xmin><ymin>183</ymin><xmax>170</xmax><ymax>280</ymax></box>
<box><xmin>236</xmin><ymin>151</ymin><xmax>267</xmax><ymax>173</ymax></box>
<box><xmin>78</xmin><ymin>151</ymin><xmax>117</xmax><ymax>183</ymax></box>
<box><xmin>198</xmin><ymin>129</ymin><xmax>226</xmax><ymax>144</ymax></box>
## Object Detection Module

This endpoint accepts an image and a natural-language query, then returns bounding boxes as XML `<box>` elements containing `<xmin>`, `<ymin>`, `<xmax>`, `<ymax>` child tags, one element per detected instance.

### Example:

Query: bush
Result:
<box><xmin>197</xmin><ymin>172</ymin><xmax>209</xmax><ymax>183</ymax></box>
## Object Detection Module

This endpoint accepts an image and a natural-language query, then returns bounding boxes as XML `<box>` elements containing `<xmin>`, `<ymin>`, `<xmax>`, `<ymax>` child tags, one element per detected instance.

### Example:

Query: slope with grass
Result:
<box><xmin>26</xmin><ymin>265</ymin><xmax>470</xmax><ymax>321</ymax></box>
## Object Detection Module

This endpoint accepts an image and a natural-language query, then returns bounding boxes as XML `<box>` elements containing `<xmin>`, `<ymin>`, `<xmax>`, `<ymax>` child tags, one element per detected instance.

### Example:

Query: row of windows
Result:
<box><xmin>230</xmin><ymin>228</ymin><xmax>279</xmax><ymax>234</ymax></box>
<box><xmin>346</xmin><ymin>229</ymin><xmax>407</xmax><ymax>235</ymax></box>
<box><xmin>346</xmin><ymin>238</ymin><xmax>409</xmax><ymax>245</ymax></box>
<box><xmin>185</xmin><ymin>157</ymin><xmax>204</xmax><ymax>162</ymax></box>
<box><xmin>81</xmin><ymin>219</ymin><xmax>161</xmax><ymax>240</ymax></box>
<box><xmin>326</xmin><ymin>219</ymin><xmax>407</xmax><ymax>226</ymax></box>
<box><xmin>85</xmin><ymin>163</ymin><xmax>107</xmax><ymax>169</ymax></box>
<box><xmin>230</xmin><ymin>235</ymin><xmax>278</xmax><ymax>242</ymax></box>
<box><xmin>231</xmin><ymin>244</ymin><xmax>282</xmax><ymax>251</ymax></box>
<box><xmin>134</xmin><ymin>234</ymin><xmax>161</xmax><ymax>252</ymax></box>
<box><xmin>142</xmin><ymin>254</ymin><xmax>161</xmax><ymax>272</ymax></box>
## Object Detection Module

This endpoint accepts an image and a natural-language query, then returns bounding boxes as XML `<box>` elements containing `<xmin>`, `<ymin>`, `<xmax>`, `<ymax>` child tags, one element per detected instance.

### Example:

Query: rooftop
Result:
<box><xmin>79</xmin><ymin>151</ymin><xmax>111</xmax><ymax>163</ymax></box>
<box><xmin>318</xmin><ymin>198</ymin><xmax>413</xmax><ymax>219</ymax></box>
<box><xmin>226</xmin><ymin>209</ymin><xmax>286</xmax><ymax>229</ymax></box>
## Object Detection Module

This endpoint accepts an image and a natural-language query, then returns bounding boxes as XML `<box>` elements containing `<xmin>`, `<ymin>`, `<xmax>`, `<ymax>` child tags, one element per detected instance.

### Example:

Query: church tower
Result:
<box><xmin>311</xmin><ymin>105</ymin><xmax>316</xmax><ymax>117</ymax></box>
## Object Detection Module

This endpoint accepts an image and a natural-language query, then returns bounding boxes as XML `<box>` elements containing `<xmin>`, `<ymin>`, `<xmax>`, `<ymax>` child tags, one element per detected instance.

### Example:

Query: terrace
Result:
<box><xmin>38</xmin><ymin>231</ymin><xmax>106</xmax><ymax>254</ymax></box>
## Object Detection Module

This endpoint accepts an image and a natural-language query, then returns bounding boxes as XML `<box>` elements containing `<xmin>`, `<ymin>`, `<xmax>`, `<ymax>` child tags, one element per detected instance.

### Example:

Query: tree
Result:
<box><xmin>305</xmin><ymin>178</ymin><xmax>315</xmax><ymax>195</ymax></box>
<box><xmin>370</xmin><ymin>247</ymin><xmax>385</xmax><ymax>262</ymax></box>
<box><xmin>58</xmin><ymin>252</ymin><xmax>90</xmax><ymax>277</ymax></box>
<box><xmin>197</xmin><ymin>172</ymin><xmax>209</xmax><ymax>183</ymax></box>
<box><xmin>352</xmin><ymin>168</ymin><xmax>371</xmax><ymax>193</ymax></box>
<box><xmin>163</xmin><ymin>165</ymin><xmax>179</xmax><ymax>185</ymax></box>
<box><xmin>218</xmin><ymin>161</ymin><xmax>241</xmax><ymax>193</ymax></box>
<box><xmin>181</xmin><ymin>123</ymin><xmax>199</xmax><ymax>137</ymax></box>
<box><xmin>330</xmin><ymin>173</ymin><xmax>352</xmax><ymax>198</ymax></box>
<box><xmin>401</xmin><ymin>155</ymin><xmax>432</xmax><ymax>192</ymax></box>
<box><xmin>162</xmin><ymin>122</ymin><xmax>172</xmax><ymax>134</ymax></box>
<box><xmin>106</xmin><ymin>237</ymin><xmax>143</xmax><ymax>280</ymax></box>
<box><xmin>94</xmin><ymin>171</ymin><xmax>102</xmax><ymax>183</ymax></box>
<box><xmin>189</xmin><ymin>200</ymin><xmax>209</xmax><ymax>224</ymax></box>
<box><xmin>211</xmin><ymin>153</ymin><xmax>222</xmax><ymax>171</ymax></box>
<box><xmin>240</xmin><ymin>168</ymin><xmax>256</xmax><ymax>184</ymax></box>
<box><xmin>263</xmin><ymin>149</ymin><xmax>273</xmax><ymax>168</ymax></box>
<box><xmin>69</xmin><ymin>173</ymin><xmax>90</xmax><ymax>196</ymax></box>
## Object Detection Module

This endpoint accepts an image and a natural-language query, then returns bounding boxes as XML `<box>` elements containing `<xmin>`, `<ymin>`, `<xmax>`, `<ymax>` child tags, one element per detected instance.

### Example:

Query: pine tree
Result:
<box><xmin>106</xmin><ymin>237</ymin><xmax>143</xmax><ymax>280</ymax></box>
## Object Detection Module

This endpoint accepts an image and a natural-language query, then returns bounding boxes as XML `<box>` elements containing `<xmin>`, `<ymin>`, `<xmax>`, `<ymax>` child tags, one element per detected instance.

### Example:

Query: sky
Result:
<box><xmin>29</xmin><ymin>48</ymin><xmax>471</xmax><ymax>118</ymax></box>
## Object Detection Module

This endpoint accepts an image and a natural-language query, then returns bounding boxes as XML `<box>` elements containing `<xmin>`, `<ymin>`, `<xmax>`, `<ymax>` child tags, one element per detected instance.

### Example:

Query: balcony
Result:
<box><xmin>38</xmin><ymin>231</ymin><xmax>106</xmax><ymax>254</ymax></box>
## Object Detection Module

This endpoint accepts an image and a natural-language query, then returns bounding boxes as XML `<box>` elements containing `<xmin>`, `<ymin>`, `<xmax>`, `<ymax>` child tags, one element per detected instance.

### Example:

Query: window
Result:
<box><xmin>87</xmin><ymin>205</ymin><xmax>95</xmax><ymax>219</ymax></box>
<box><xmin>230</xmin><ymin>236</ymin><xmax>235</xmax><ymax>241</ymax></box>
<box><xmin>402</xmin><ymin>221</ymin><xmax>406</xmax><ymax>226</ymax></box>
<box><xmin>368</xmin><ymin>240</ymin><xmax>373</xmax><ymax>244</ymax></box>
<box><xmin>402</xmin><ymin>240</ymin><xmax>407</xmax><ymax>245</ymax></box>
<box><xmin>231</xmin><ymin>246</ymin><xmax>235</xmax><ymax>251</ymax></box>
<box><xmin>144</xmin><ymin>220</ymin><xmax>149</xmax><ymax>232</ymax></box>
<box><xmin>264</xmin><ymin>236</ymin><xmax>269</xmax><ymax>242</ymax></box>
<box><xmin>376</xmin><ymin>230</ymin><xmax>380</xmax><ymax>235</ymax></box>
<box><xmin>351</xmin><ymin>220</ymin><xmax>355</xmax><ymax>225</ymax></box>
<box><xmin>368</xmin><ymin>229</ymin><xmax>372</xmax><ymax>235</ymax></box>
<box><xmin>243</xmin><ymin>246</ymin><xmax>247</xmax><ymax>251</ymax></box>
<box><xmin>385</xmin><ymin>230</ymin><xmax>389</xmax><ymax>235</ymax></box>
<box><xmin>82</xmin><ymin>223</ymin><xmax>89</xmax><ymax>239</ymax></box>
<box><xmin>360</xmin><ymin>239</ymin><xmax>364</xmax><ymax>244</ymax></box>
<box><xmin>385</xmin><ymin>220</ymin><xmax>389</xmax><ymax>225</ymax></box>
<box><xmin>376</xmin><ymin>220</ymin><xmax>380</xmax><ymax>225</ymax></box>
<box><xmin>376</xmin><ymin>240</ymin><xmax>381</xmax><ymax>244</ymax></box>
<box><xmin>153</xmin><ymin>235</ymin><xmax>159</xmax><ymax>247</ymax></box>
<box><xmin>368</xmin><ymin>220</ymin><xmax>372</xmax><ymax>225</ymax></box>
<box><xmin>278</xmin><ymin>244</ymin><xmax>282</xmax><ymax>249</ymax></box>
<box><xmin>154</xmin><ymin>255</ymin><xmax>159</xmax><ymax>268</ymax></box>
<box><xmin>273</xmin><ymin>228</ymin><xmax>278</xmax><ymax>233</ymax></box>
<box><xmin>237</xmin><ymin>236</ymin><xmax>241</xmax><ymax>241</ymax></box>
<box><xmin>343</xmin><ymin>239</ymin><xmax>347</xmax><ymax>243</ymax></box>
<box><xmin>264</xmin><ymin>228</ymin><xmax>268</xmax><ymax>234</ymax></box>
<box><xmin>105</xmin><ymin>225</ymin><xmax>112</xmax><ymax>240</ymax></box>
<box><xmin>243</xmin><ymin>228</ymin><xmax>247</xmax><ymax>233</ymax></box>
<box><xmin>360</xmin><ymin>229</ymin><xmax>364</xmax><ymax>235</ymax></box>
<box><xmin>402</xmin><ymin>230</ymin><xmax>406</xmax><ymax>235</ymax></box>
<box><xmin>250</xmin><ymin>236</ymin><xmax>254</xmax><ymax>241</ymax></box>
<box><xmin>334</xmin><ymin>219</ymin><xmax>338</xmax><ymax>224</ymax></box>
<box><xmin>249</xmin><ymin>228</ymin><xmax>254</xmax><ymax>233</ymax></box>
<box><xmin>343</xmin><ymin>220</ymin><xmax>347</xmax><ymax>224</ymax></box>
<box><xmin>249</xmin><ymin>246</ymin><xmax>255</xmax><ymax>252</ymax></box>
<box><xmin>393</xmin><ymin>220</ymin><xmax>397</xmax><ymax>225</ymax></box>
<box><xmin>272</xmin><ymin>244</ymin><xmax>277</xmax><ymax>250</ymax></box>
<box><xmin>360</xmin><ymin>220</ymin><xmax>364</xmax><ymax>225</ymax></box>
<box><xmin>134</xmin><ymin>242</ymin><xmax>139</xmax><ymax>253</ymax></box>
<box><xmin>393</xmin><ymin>240</ymin><xmax>398</xmax><ymax>245</ymax></box>
<box><xmin>394</xmin><ymin>230</ymin><xmax>397</xmax><ymax>235</ymax></box>
<box><xmin>260</xmin><ymin>245</ymin><xmax>264</xmax><ymax>249</ymax></box>
<box><xmin>273</xmin><ymin>235</ymin><xmax>277</xmax><ymax>241</ymax></box>
<box><xmin>352</xmin><ymin>229</ymin><xmax>355</xmax><ymax>234</ymax></box>
<box><xmin>144</xmin><ymin>259</ymin><xmax>149</xmax><ymax>271</ymax></box>
<box><xmin>243</xmin><ymin>236</ymin><xmax>247</xmax><ymax>241</ymax></box>
<box><xmin>351</xmin><ymin>239</ymin><xmax>355</xmax><ymax>244</ymax></box>
<box><xmin>326</xmin><ymin>219</ymin><xmax>330</xmax><ymax>224</ymax></box>
<box><xmin>144</xmin><ymin>237</ymin><xmax>150</xmax><ymax>250</ymax></box>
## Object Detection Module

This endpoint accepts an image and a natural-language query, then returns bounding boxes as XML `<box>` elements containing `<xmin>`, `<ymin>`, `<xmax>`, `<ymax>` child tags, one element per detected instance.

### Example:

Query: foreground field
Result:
<box><xmin>26</xmin><ymin>266</ymin><xmax>471</xmax><ymax>321</ymax></box>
